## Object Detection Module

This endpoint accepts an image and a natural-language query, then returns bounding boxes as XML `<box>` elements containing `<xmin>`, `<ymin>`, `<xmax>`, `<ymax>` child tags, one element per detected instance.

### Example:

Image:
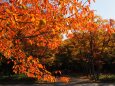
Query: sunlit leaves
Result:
<box><xmin>0</xmin><ymin>0</ymin><xmax>100</xmax><ymax>82</ymax></box>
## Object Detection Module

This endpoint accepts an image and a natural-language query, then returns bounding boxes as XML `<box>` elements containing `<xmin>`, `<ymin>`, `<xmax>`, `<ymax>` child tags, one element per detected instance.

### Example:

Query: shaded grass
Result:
<box><xmin>1</xmin><ymin>73</ymin><xmax>115</xmax><ymax>84</ymax></box>
<box><xmin>0</xmin><ymin>74</ymin><xmax>38</xmax><ymax>84</ymax></box>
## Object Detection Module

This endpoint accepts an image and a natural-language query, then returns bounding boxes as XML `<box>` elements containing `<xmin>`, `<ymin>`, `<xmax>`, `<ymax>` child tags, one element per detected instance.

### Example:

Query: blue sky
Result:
<box><xmin>90</xmin><ymin>0</ymin><xmax>115</xmax><ymax>19</ymax></box>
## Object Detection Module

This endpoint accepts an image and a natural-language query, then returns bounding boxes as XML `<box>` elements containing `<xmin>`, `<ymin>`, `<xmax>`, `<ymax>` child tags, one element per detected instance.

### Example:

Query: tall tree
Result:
<box><xmin>0</xmin><ymin>0</ymin><xmax>96</xmax><ymax>81</ymax></box>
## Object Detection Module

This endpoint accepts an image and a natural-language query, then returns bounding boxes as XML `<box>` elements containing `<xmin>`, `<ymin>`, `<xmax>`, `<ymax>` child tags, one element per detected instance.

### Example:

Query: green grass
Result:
<box><xmin>99</xmin><ymin>74</ymin><xmax>115</xmax><ymax>82</ymax></box>
<box><xmin>0</xmin><ymin>74</ymin><xmax>27</xmax><ymax>79</ymax></box>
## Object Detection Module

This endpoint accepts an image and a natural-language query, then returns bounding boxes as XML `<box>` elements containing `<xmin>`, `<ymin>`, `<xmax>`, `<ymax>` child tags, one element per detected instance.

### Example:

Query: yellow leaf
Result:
<box><xmin>6</xmin><ymin>9</ymin><xmax>11</xmax><ymax>14</ymax></box>
<box><xmin>39</xmin><ymin>19</ymin><xmax>46</xmax><ymax>25</ymax></box>
<box><xmin>31</xmin><ymin>17</ymin><xmax>35</xmax><ymax>22</ymax></box>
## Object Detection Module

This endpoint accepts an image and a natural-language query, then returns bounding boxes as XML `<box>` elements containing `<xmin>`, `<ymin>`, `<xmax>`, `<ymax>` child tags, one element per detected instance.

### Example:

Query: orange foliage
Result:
<box><xmin>0</xmin><ymin>0</ymin><xmax>103</xmax><ymax>82</ymax></box>
<box><xmin>59</xmin><ymin>77</ymin><xmax>70</xmax><ymax>83</ymax></box>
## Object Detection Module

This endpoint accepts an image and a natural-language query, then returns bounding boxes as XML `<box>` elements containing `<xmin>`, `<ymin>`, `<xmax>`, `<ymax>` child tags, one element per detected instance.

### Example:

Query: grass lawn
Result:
<box><xmin>0</xmin><ymin>73</ymin><xmax>115</xmax><ymax>84</ymax></box>
<box><xmin>99</xmin><ymin>74</ymin><xmax>115</xmax><ymax>82</ymax></box>
<box><xmin>0</xmin><ymin>74</ymin><xmax>38</xmax><ymax>84</ymax></box>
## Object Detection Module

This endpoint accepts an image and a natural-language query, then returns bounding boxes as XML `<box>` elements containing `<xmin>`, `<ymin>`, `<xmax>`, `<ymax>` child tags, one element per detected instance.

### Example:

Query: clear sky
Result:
<box><xmin>90</xmin><ymin>0</ymin><xmax>115</xmax><ymax>20</ymax></box>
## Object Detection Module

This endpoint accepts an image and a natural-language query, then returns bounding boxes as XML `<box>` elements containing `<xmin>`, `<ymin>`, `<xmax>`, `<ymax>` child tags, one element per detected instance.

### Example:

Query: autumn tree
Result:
<box><xmin>0</xmin><ymin>0</ymin><xmax>96</xmax><ymax>82</ymax></box>
<box><xmin>63</xmin><ymin>15</ymin><xmax>115</xmax><ymax>80</ymax></box>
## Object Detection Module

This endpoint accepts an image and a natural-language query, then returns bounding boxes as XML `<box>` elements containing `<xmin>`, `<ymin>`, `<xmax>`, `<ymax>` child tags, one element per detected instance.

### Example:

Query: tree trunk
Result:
<box><xmin>89</xmin><ymin>32</ymin><xmax>99</xmax><ymax>81</ymax></box>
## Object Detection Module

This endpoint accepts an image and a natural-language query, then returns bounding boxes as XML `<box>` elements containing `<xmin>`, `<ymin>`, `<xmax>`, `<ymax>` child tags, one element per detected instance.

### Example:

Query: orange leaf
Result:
<box><xmin>38</xmin><ymin>64</ymin><xmax>43</xmax><ymax>69</ymax></box>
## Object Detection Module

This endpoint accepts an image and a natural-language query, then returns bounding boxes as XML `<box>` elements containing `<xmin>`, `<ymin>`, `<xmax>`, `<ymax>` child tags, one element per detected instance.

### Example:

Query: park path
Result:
<box><xmin>0</xmin><ymin>77</ymin><xmax>115</xmax><ymax>86</ymax></box>
<box><xmin>1</xmin><ymin>83</ymin><xmax>115</xmax><ymax>86</ymax></box>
